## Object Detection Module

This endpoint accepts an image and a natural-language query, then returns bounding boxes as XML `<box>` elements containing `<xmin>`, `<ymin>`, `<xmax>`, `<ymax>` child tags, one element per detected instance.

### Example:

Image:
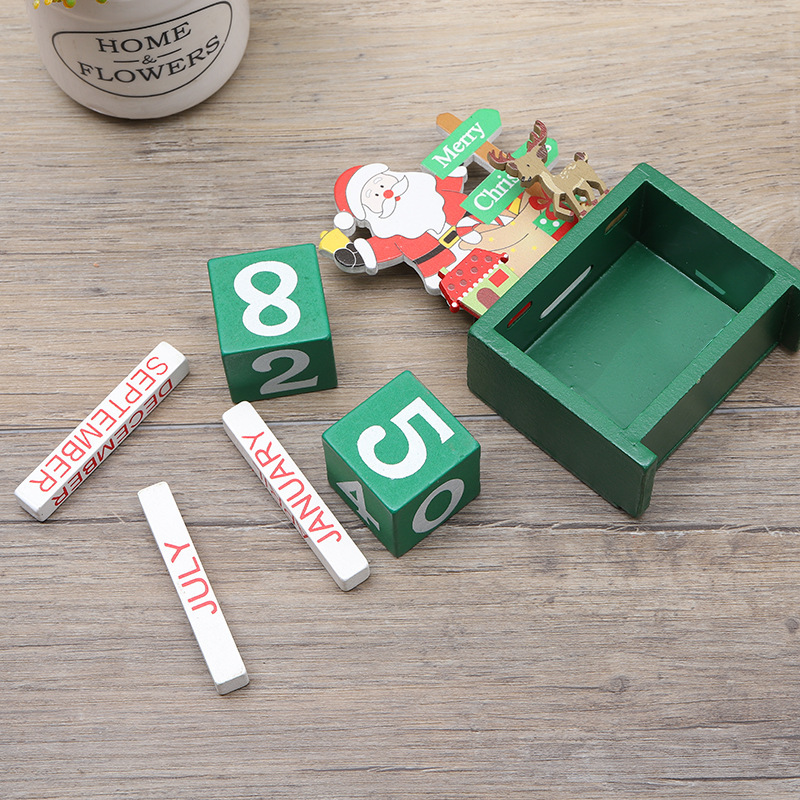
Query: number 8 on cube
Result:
<box><xmin>207</xmin><ymin>244</ymin><xmax>338</xmax><ymax>403</ymax></box>
<box><xmin>322</xmin><ymin>371</ymin><xmax>481</xmax><ymax>556</ymax></box>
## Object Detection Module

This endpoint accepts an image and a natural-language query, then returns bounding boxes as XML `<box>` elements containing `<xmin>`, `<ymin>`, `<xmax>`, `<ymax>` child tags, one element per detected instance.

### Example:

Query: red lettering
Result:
<box><xmin>143</xmin><ymin>393</ymin><xmax>158</xmax><ymax>412</ymax></box>
<box><xmin>130</xmin><ymin>368</ymin><xmax>156</xmax><ymax>391</ymax></box>
<box><xmin>178</xmin><ymin>557</ymin><xmax>201</xmax><ymax>580</ymax></box>
<box><xmin>146</xmin><ymin>356</ymin><xmax>169</xmax><ymax>376</ymax></box>
<box><xmin>182</xmin><ymin>576</ymin><xmax>210</xmax><ymax>604</ymax></box>
<box><xmin>158</xmin><ymin>379</ymin><xmax>174</xmax><ymax>398</ymax></box>
<box><xmin>45</xmin><ymin>454</ymin><xmax>71</xmax><ymax>478</ymax></box>
<box><xmin>68</xmin><ymin>471</ymin><xmax>84</xmax><ymax>490</ymax></box>
<box><xmin>113</xmin><ymin>423</ymin><xmax>130</xmax><ymax>446</ymax></box>
<box><xmin>73</xmin><ymin>423</ymin><xmax>103</xmax><ymax>449</ymax></box>
<box><xmin>29</xmin><ymin>469</ymin><xmax>57</xmax><ymax>493</ymax></box>
<box><xmin>254</xmin><ymin>440</ymin><xmax>280</xmax><ymax>468</ymax></box>
<box><xmin>129</xmin><ymin>409</ymin><xmax>145</xmax><ymax>428</ymax></box>
<box><xmin>61</xmin><ymin>439</ymin><xmax>86</xmax><ymax>463</ymax></box>
<box><xmin>192</xmin><ymin>600</ymin><xmax>217</xmax><ymax>615</ymax></box>
<box><xmin>242</xmin><ymin>431</ymin><xmax>264</xmax><ymax>451</ymax></box>
<box><xmin>96</xmin><ymin>439</ymin><xmax>116</xmax><ymax>463</ymax></box>
<box><xmin>292</xmin><ymin>494</ymin><xmax>321</xmax><ymax>522</ymax></box>
<box><xmin>316</xmin><ymin>530</ymin><xmax>342</xmax><ymax>544</ymax></box>
<box><xmin>82</xmin><ymin>455</ymin><xmax>99</xmax><ymax>477</ymax></box>
<box><xmin>91</xmin><ymin>406</ymin><xmax>117</xmax><ymax>431</ymax></box>
<box><xmin>164</xmin><ymin>541</ymin><xmax>191</xmax><ymax>563</ymax></box>
<box><xmin>124</xmin><ymin>382</ymin><xmax>143</xmax><ymax>405</ymax></box>
<box><xmin>279</xmin><ymin>478</ymin><xmax>305</xmax><ymax>501</ymax></box>
<box><xmin>269</xmin><ymin>458</ymin><xmax>293</xmax><ymax>481</ymax></box>
<box><xmin>307</xmin><ymin>510</ymin><xmax>334</xmax><ymax>533</ymax></box>
<box><xmin>52</xmin><ymin>486</ymin><xmax>69</xmax><ymax>506</ymax></box>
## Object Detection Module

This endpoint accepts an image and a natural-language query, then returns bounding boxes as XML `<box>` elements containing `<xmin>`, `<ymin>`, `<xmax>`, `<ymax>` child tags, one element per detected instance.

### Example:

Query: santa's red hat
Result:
<box><xmin>333</xmin><ymin>163</ymin><xmax>388</xmax><ymax>234</ymax></box>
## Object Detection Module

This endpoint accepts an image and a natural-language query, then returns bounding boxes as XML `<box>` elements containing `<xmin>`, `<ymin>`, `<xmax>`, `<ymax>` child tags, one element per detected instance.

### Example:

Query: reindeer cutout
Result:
<box><xmin>488</xmin><ymin>120</ymin><xmax>609</xmax><ymax>221</ymax></box>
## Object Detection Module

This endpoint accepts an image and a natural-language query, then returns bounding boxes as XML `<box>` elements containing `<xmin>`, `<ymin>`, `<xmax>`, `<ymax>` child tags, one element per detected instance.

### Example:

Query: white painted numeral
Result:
<box><xmin>357</xmin><ymin>397</ymin><xmax>455</xmax><ymax>480</ymax></box>
<box><xmin>253</xmin><ymin>349</ymin><xmax>319</xmax><ymax>396</ymax></box>
<box><xmin>412</xmin><ymin>478</ymin><xmax>464</xmax><ymax>533</ymax></box>
<box><xmin>336</xmin><ymin>480</ymin><xmax>380</xmax><ymax>530</ymax></box>
<box><xmin>234</xmin><ymin>261</ymin><xmax>301</xmax><ymax>337</ymax></box>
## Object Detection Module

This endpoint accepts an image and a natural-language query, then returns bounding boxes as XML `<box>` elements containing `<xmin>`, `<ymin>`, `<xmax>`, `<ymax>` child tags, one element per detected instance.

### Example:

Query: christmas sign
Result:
<box><xmin>421</xmin><ymin>108</ymin><xmax>501</xmax><ymax>177</ymax></box>
<box><xmin>463</xmin><ymin>138</ymin><xmax>559</xmax><ymax>224</ymax></box>
<box><xmin>321</xmin><ymin>110</ymin><xmax>609</xmax><ymax>318</ymax></box>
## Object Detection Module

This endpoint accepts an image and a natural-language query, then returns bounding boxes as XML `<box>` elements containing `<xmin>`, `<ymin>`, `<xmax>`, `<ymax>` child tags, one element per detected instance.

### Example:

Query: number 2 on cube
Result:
<box><xmin>234</xmin><ymin>261</ymin><xmax>321</xmax><ymax>397</ymax></box>
<box><xmin>253</xmin><ymin>349</ymin><xmax>319</xmax><ymax>396</ymax></box>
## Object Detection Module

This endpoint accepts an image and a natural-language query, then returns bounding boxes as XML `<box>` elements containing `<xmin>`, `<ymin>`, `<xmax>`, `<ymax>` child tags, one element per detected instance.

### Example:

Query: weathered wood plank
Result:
<box><xmin>1</xmin><ymin>1</ymin><xmax>799</xmax><ymax>798</ymax></box>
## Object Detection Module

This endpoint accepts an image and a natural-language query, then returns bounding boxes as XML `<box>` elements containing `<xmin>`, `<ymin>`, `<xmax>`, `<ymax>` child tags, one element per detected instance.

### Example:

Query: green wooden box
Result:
<box><xmin>468</xmin><ymin>163</ymin><xmax>800</xmax><ymax>516</ymax></box>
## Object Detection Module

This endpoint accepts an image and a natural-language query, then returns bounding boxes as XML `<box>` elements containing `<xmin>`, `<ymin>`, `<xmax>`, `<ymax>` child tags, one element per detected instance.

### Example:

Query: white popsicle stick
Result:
<box><xmin>15</xmin><ymin>342</ymin><xmax>190</xmax><ymax>522</ymax></box>
<box><xmin>222</xmin><ymin>401</ymin><xmax>370</xmax><ymax>591</ymax></box>
<box><xmin>138</xmin><ymin>481</ymin><xmax>249</xmax><ymax>695</ymax></box>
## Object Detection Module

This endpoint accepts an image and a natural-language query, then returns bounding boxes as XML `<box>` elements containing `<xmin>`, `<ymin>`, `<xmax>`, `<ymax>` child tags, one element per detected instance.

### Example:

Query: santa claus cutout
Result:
<box><xmin>328</xmin><ymin>162</ymin><xmax>560</xmax><ymax>295</ymax></box>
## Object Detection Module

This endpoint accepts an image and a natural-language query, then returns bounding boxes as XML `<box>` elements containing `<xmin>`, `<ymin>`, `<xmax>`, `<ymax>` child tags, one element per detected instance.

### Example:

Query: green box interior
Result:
<box><xmin>506</xmin><ymin>181</ymin><xmax>772</xmax><ymax>430</ymax></box>
<box><xmin>468</xmin><ymin>163</ymin><xmax>800</xmax><ymax>514</ymax></box>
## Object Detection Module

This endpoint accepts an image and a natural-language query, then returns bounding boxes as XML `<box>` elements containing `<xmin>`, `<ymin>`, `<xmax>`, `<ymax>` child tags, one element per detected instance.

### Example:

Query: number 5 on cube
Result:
<box><xmin>322</xmin><ymin>371</ymin><xmax>481</xmax><ymax>557</ymax></box>
<box><xmin>207</xmin><ymin>244</ymin><xmax>338</xmax><ymax>403</ymax></box>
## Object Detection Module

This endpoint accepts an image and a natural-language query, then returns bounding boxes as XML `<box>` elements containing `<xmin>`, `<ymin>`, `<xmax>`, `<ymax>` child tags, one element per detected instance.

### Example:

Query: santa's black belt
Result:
<box><xmin>417</xmin><ymin>226</ymin><xmax>460</xmax><ymax>264</ymax></box>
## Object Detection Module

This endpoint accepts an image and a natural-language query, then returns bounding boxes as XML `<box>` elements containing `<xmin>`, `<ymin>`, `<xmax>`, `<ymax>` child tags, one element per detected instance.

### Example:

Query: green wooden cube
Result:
<box><xmin>207</xmin><ymin>244</ymin><xmax>337</xmax><ymax>402</ymax></box>
<box><xmin>468</xmin><ymin>163</ymin><xmax>800</xmax><ymax>516</ymax></box>
<box><xmin>322</xmin><ymin>371</ymin><xmax>481</xmax><ymax>556</ymax></box>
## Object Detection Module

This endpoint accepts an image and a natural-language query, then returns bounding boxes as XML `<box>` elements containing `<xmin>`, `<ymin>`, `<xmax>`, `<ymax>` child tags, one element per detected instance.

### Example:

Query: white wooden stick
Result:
<box><xmin>138</xmin><ymin>482</ymin><xmax>249</xmax><ymax>695</ymax></box>
<box><xmin>222</xmin><ymin>401</ymin><xmax>370</xmax><ymax>591</ymax></box>
<box><xmin>15</xmin><ymin>342</ymin><xmax>190</xmax><ymax>522</ymax></box>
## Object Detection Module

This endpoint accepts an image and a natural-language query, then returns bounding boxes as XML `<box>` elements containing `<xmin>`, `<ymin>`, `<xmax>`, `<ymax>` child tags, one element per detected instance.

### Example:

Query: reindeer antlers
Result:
<box><xmin>530</xmin><ymin>120</ymin><xmax>547</xmax><ymax>146</ymax></box>
<box><xmin>528</xmin><ymin>120</ymin><xmax>549</xmax><ymax>161</ymax></box>
<box><xmin>487</xmin><ymin>148</ymin><xmax>516</xmax><ymax>168</ymax></box>
<box><xmin>487</xmin><ymin>119</ymin><xmax>557</xmax><ymax>179</ymax></box>
<box><xmin>489</xmin><ymin>119</ymin><xmax>549</xmax><ymax>170</ymax></box>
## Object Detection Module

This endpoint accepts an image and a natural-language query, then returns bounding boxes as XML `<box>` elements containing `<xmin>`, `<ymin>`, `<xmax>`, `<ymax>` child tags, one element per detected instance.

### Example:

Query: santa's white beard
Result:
<box><xmin>364</xmin><ymin>172</ymin><xmax>447</xmax><ymax>240</ymax></box>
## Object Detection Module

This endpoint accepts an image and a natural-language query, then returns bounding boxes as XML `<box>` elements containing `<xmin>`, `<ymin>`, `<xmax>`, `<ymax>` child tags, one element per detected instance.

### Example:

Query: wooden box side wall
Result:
<box><xmin>638</xmin><ymin>182</ymin><xmax>773</xmax><ymax>312</ymax></box>
<box><xmin>467</xmin><ymin>331</ymin><xmax>658</xmax><ymax>516</ymax></box>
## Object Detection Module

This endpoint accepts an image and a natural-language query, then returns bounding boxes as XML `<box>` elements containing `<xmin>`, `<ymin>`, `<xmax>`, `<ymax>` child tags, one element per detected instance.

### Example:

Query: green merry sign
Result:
<box><xmin>463</xmin><ymin>138</ymin><xmax>558</xmax><ymax>223</ymax></box>
<box><xmin>422</xmin><ymin>108</ymin><xmax>501</xmax><ymax>178</ymax></box>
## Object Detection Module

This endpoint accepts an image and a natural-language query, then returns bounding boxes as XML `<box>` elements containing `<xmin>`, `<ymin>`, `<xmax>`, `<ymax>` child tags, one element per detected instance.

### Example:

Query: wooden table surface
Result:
<box><xmin>2</xmin><ymin>2</ymin><xmax>799</xmax><ymax>798</ymax></box>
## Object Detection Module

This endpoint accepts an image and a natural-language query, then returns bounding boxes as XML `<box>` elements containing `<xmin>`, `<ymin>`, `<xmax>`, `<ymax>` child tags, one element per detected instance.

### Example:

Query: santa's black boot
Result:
<box><xmin>334</xmin><ymin>243</ymin><xmax>365</xmax><ymax>272</ymax></box>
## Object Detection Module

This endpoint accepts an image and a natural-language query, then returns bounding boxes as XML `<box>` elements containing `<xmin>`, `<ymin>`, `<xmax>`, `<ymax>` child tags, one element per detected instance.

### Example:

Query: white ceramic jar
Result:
<box><xmin>26</xmin><ymin>0</ymin><xmax>250</xmax><ymax>118</ymax></box>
